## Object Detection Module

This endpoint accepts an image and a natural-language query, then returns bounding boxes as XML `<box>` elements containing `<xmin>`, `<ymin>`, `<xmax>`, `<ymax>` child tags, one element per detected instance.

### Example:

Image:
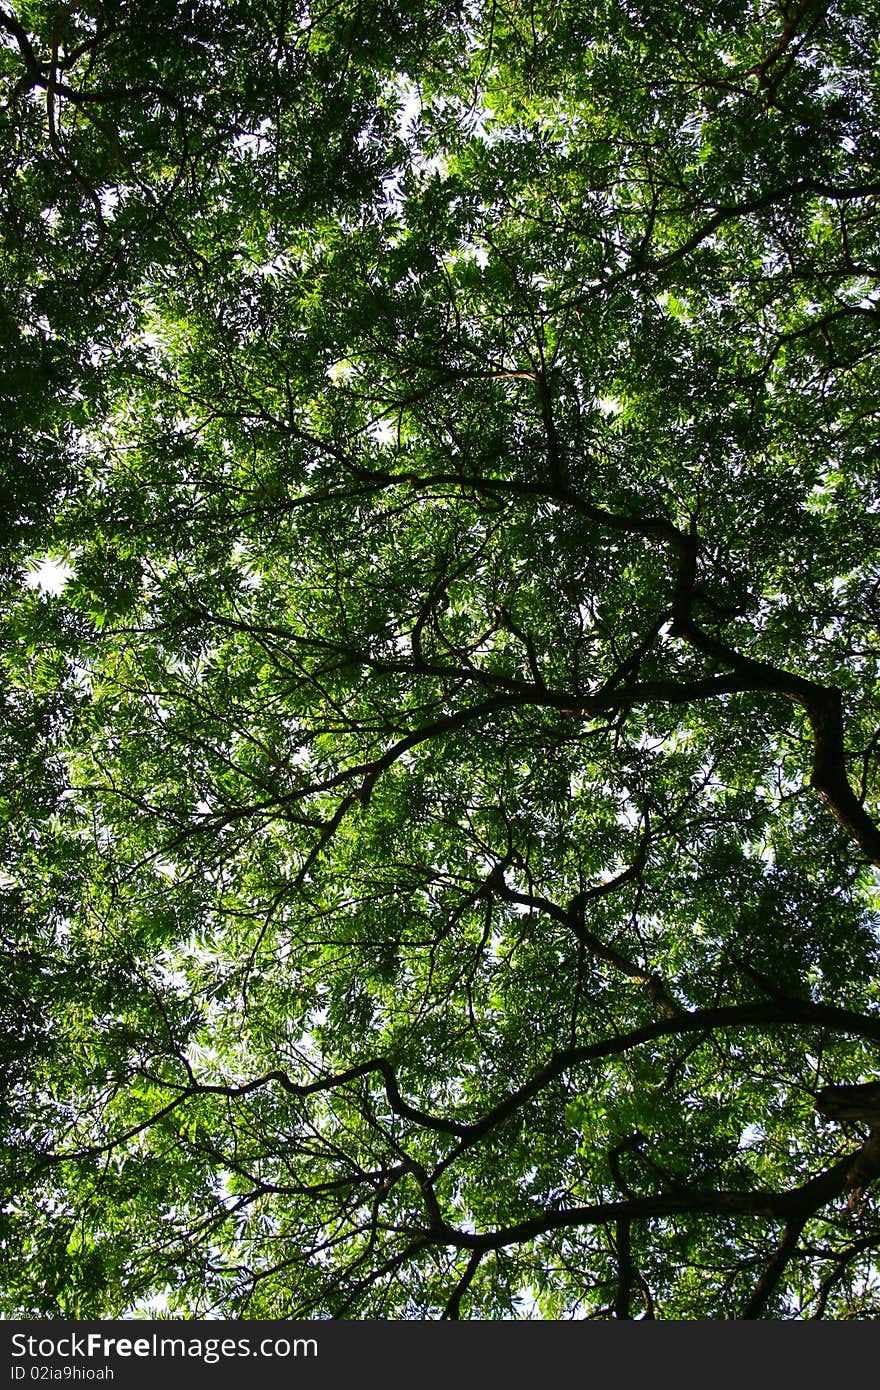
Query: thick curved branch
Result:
<box><xmin>431</xmin><ymin>998</ymin><xmax>880</xmax><ymax>1178</ymax></box>
<box><xmin>741</xmin><ymin>1217</ymin><xmax>807</xmax><ymax>1319</ymax></box>
<box><xmin>614</xmin><ymin>1217</ymin><xmax>634</xmax><ymax>1320</ymax></box>
<box><xmin>671</xmin><ymin>534</ymin><xmax>880</xmax><ymax>865</ymax></box>
<box><xmin>427</xmin><ymin>1130</ymin><xmax>880</xmax><ymax>1253</ymax></box>
<box><xmin>442</xmin><ymin>1250</ymin><xmax>483</xmax><ymax>1319</ymax></box>
<box><xmin>0</xmin><ymin>7</ymin><xmax>44</xmax><ymax>87</ymax></box>
<box><xmin>628</xmin><ymin>177</ymin><xmax>880</xmax><ymax>278</ymax></box>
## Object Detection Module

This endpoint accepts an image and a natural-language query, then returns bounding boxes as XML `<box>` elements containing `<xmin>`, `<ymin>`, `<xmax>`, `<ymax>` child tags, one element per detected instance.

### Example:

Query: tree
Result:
<box><xmin>2</xmin><ymin>0</ymin><xmax>880</xmax><ymax>1319</ymax></box>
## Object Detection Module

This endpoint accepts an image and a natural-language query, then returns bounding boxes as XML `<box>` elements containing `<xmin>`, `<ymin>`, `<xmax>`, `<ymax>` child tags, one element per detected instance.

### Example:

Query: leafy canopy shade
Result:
<box><xmin>2</xmin><ymin>0</ymin><xmax>880</xmax><ymax>1319</ymax></box>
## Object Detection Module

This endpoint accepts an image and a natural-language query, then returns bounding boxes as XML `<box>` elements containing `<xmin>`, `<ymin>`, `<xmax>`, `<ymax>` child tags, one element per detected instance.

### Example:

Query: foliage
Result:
<box><xmin>2</xmin><ymin>0</ymin><xmax>880</xmax><ymax>1318</ymax></box>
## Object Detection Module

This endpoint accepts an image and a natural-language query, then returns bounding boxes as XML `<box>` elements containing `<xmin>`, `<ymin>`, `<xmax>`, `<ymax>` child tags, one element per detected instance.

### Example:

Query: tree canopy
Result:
<box><xmin>2</xmin><ymin>0</ymin><xmax>880</xmax><ymax>1319</ymax></box>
